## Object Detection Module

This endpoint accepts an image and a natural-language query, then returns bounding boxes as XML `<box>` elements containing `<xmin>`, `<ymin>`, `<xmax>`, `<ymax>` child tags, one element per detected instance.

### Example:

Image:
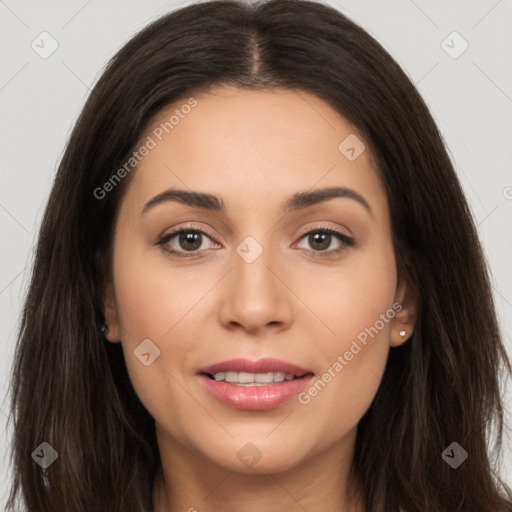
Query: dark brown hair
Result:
<box><xmin>6</xmin><ymin>0</ymin><xmax>512</xmax><ymax>510</ymax></box>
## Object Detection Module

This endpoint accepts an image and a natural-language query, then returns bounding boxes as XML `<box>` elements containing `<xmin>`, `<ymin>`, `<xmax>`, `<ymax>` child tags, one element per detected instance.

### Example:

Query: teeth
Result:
<box><xmin>211</xmin><ymin>371</ymin><xmax>297</xmax><ymax>385</ymax></box>
<box><xmin>238</xmin><ymin>372</ymin><xmax>255</xmax><ymax>383</ymax></box>
<box><xmin>225</xmin><ymin>371</ymin><xmax>239</xmax><ymax>383</ymax></box>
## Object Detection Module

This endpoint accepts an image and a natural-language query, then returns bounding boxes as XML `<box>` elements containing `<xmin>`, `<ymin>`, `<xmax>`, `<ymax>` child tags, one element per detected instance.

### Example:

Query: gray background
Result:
<box><xmin>1</xmin><ymin>0</ymin><xmax>511</xmax><ymax>507</ymax></box>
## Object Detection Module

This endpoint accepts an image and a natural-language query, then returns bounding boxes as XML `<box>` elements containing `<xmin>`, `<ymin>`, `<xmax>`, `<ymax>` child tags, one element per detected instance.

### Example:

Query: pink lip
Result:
<box><xmin>197</xmin><ymin>358</ymin><xmax>314</xmax><ymax>410</ymax></box>
<box><xmin>198</xmin><ymin>357</ymin><xmax>312</xmax><ymax>376</ymax></box>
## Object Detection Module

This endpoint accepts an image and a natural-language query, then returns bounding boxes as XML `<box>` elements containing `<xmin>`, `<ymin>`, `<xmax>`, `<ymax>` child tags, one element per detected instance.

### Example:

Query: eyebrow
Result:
<box><xmin>141</xmin><ymin>186</ymin><xmax>373</xmax><ymax>218</ymax></box>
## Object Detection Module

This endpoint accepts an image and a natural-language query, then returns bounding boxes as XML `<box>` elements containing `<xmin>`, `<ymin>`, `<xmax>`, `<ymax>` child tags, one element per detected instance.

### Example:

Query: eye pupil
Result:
<box><xmin>180</xmin><ymin>231</ymin><xmax>202</xmax><ymax>251</ymax></box>
<box><xmin>309</xmin><ymin>232</ymin><xmax>330</xmax><ymax>251</ymax></box>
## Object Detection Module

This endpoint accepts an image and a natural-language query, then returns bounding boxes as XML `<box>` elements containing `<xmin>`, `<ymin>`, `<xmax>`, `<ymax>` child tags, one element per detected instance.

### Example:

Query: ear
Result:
<box><xmin>102</xmin><ymin>279</ymin><xmax>121</xmax><ymax>343</ymax></box>
<box><xmin>390</xmin><ymin>274</ymin><xmax>419</xmax><ymax>347</ymax></box>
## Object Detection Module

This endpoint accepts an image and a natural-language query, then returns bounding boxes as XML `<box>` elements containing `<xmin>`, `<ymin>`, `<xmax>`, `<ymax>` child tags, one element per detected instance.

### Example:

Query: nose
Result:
<box><xmin>218</xmin><ymin>237</ymin><xmax>293</xmax><ymax>335</ymax></box>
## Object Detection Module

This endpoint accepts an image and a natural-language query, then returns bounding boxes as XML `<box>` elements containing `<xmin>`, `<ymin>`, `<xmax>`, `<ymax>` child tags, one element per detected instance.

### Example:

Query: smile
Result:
<box><xmin>197</xmin><ymin>358</ymin><xmax>315</xmax><ymax>410</ymax></box>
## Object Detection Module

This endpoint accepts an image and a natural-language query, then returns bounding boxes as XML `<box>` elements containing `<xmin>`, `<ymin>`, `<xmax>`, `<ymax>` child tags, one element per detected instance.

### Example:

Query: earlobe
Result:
<box><xmin>390</xmin><ymin>275</ymin><xmax>419</xmax><ymax>347</ymax></box>
<box><xmin>102</xmin><ymin>280</ymin><xmax>121</xmax><ymax>343</ymax></box>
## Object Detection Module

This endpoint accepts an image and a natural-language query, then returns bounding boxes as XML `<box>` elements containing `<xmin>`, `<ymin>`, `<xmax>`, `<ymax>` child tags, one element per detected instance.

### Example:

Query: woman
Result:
<box><xmin>6</xmin><ymin>0</ymin><xmax>512</xmax><ymax>510</ymax></box>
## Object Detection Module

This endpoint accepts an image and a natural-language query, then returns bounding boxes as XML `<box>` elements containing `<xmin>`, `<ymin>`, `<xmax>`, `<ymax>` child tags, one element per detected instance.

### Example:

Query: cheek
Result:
<box><xmin>111</xmin><ymin>238</ymin><xmax>205</xmax><ymax>342</ymax></box>
<box><xmin>294</xmin><ymin>241</ymin><xmax>397</xmax><ymax>421</ymax></box>
<box><xmin>303</xmin><ymin>238</ymin><xmax>397</xmax><ymax>355</ymax></box>
<box><xmin>110</xmin><ymin>237</ymin><xmax>207</xmax><ymax>423</ymax></box>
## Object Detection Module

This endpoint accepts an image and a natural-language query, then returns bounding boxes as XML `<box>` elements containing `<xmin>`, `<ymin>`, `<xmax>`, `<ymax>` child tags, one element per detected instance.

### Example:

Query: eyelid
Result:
<box><xmin>158</xmin><ymin>222</ymin><xmax>217</xmax><ymax>242</ymax></box>
<box><xmin>295</xmin><ymin>222</ymin><xmax>352</xmax><ymax>240</ymax></box>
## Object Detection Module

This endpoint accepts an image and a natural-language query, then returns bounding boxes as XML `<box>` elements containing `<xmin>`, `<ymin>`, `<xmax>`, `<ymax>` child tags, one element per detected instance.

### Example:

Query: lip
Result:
<box><xmin>197</xmin><ymin>358</ymin><xmax>315</xmax><ymax>410</ymax></box>
<box><xmin>198</xmin><ymin>357</ymin><xmax>312</xmax><ymax>376</ymax></box>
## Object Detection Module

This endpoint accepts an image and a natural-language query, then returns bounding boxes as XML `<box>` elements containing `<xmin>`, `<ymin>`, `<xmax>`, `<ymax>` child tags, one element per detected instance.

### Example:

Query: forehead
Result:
<box><xmin>121</xmin><ymin>85</ymin><xmax>386</xmax><ymax>219</ymax></box>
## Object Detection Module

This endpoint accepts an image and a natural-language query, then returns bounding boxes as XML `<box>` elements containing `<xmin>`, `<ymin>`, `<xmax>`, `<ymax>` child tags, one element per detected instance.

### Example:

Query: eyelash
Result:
<box><xmin>156</xmin><ymin>224</ymin><xmax>355</xmax><ymax>259</ymax></box>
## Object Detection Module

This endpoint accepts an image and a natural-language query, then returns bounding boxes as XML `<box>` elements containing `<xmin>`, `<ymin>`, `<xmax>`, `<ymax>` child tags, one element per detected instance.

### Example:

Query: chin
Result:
<box><xmin>203</xmin><ymin>442</ymin><xmax>307</xmax><ymax>474</ymax></box>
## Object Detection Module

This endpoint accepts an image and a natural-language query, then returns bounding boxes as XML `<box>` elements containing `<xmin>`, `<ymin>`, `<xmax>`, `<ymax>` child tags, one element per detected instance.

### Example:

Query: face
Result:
<box><xmin>103</xmin><ymin>85</ymin><xmax>417</xmax><ymax>475</ymax></box>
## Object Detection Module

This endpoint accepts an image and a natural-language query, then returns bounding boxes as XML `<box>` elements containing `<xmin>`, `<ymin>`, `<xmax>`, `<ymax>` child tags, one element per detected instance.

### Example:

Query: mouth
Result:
<box><xmin>197</xmin><ymin>358</ymin><xmax>315</xmax><ymax>410</ymax></box>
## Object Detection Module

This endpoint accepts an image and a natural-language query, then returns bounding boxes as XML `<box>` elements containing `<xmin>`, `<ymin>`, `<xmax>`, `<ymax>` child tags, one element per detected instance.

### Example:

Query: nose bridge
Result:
<box><xmin>219</xmin><ymin>230</ymin><xmax>292</xmax><ymax>331</ymax></box>
<box><xmin>233</xmin><ymin>232</ymin><xmax>278</xmax><ymax>296</ymax></box>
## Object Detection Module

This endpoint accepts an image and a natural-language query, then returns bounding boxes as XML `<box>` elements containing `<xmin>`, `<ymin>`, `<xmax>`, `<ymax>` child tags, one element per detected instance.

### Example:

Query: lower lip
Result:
<box><xmin>197</xmin><ymin>374</ymin><xmax>314</xmax><ymax>410</ymax></box>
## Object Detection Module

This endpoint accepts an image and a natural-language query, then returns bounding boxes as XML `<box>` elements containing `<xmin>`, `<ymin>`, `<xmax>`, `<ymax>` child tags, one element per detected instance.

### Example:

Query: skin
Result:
<box><xmin>103</xmin><ymin>85</ymin><xmax>418</xmax><ymax>512</ymax></box>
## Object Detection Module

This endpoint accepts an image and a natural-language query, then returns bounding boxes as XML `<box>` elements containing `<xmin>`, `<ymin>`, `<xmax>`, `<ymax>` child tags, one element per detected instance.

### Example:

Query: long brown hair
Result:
<box><xmin>6</xmin><ymin>0</ymin><xmax>512</xmax><ymax>510</ymax></box>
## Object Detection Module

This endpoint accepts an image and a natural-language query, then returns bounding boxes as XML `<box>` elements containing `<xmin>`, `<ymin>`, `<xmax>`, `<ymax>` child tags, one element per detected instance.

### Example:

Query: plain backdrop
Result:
<box><xmin>1</xmin><ymin>0</ymin><xmax>511</xmax><ymax>508</ymax></box>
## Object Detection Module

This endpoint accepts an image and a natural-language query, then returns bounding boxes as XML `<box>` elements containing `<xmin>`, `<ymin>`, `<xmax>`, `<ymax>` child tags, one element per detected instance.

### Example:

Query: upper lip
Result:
<box><xmin>199</xmin><ymin>358</ymin><xmax>313</xmax><ymax>377</ymax></box>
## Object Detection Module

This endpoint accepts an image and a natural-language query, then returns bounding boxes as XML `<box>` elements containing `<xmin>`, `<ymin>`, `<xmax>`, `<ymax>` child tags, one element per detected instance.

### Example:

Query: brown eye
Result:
<box><xmin>306</xmin><ymin>232</ymin><xmax>332</xmax><ymax>251</ymax></box>
<box><xmin>157</xmin><ymin>228</ymin><xmax>217</xmax><ymax>258</ymax></box>
<box><xmin>174</xmin><ymin>231</ymin><xmax>204</xmax><ymax>251</ymax></box>
<box><xmin>296</xmin><ymin>227</ymin><xmax>355</xmax><ymax>256</ymax></box>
